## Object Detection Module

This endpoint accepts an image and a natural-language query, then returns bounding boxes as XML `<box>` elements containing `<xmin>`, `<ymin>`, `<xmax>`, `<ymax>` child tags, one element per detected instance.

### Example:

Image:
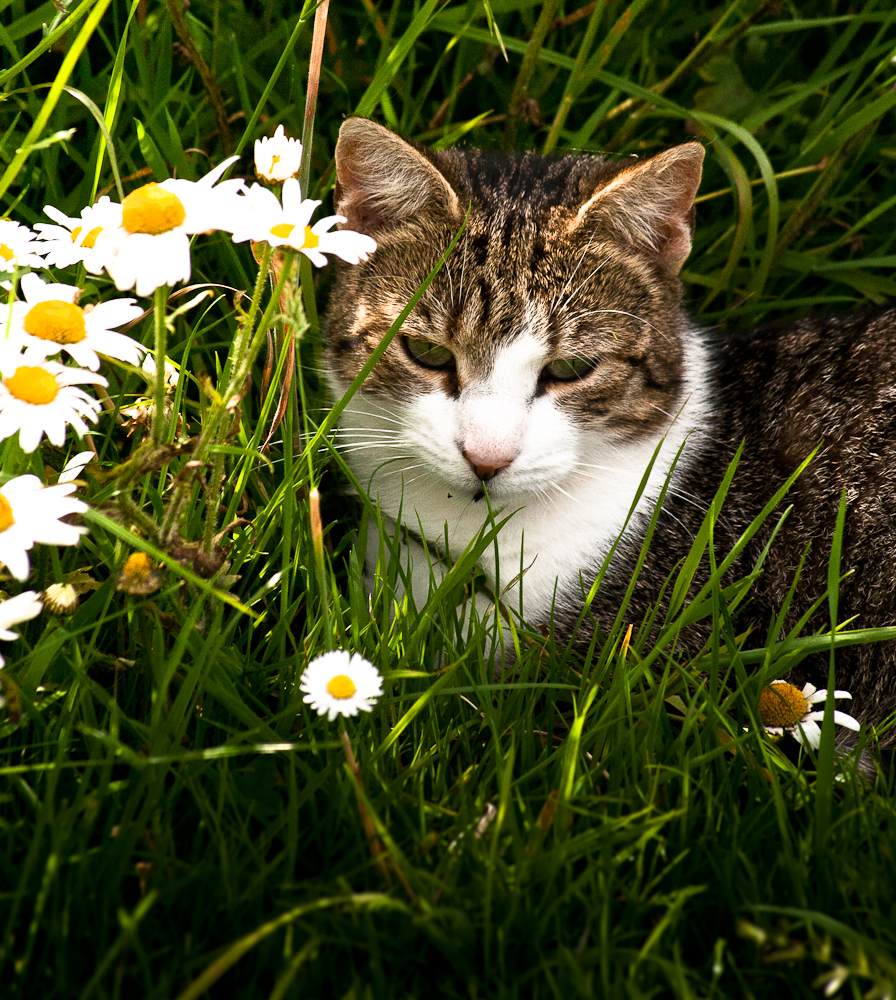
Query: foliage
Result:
<box><xmin>1</xmin><ymin>1</ymin><xmax>896</xmax><ymax>997</ymax></box>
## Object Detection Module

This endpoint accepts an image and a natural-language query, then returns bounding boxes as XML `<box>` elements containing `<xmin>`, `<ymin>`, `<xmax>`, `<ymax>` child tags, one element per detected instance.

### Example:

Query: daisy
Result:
<box><xmin>7</xmin><ymin>272</ymin><xmax>145</xmax><ymax>370</ymax></box>
<box><xmin>33</xmin><ymin>197</ymin><xmax>122</xmax><ymax>270</ymax></box>
<box><xmin>88</xmin><ymin>156</ymin><xmax>246</xmax><ymax>297</ymax></box>
<box><xmin>0</xmin><ymin>590</ymin><xmax>42</xmax><ymax>640</ymax></box>
<box><xmin>0</xmin><ymin>589</ymin><xmax>42</xmax><ymax>669</ymax></box>
<box><xmin>254</xmin><ymin>125</ymin><xmax>303</xmax><ymax>183</ymax></box>
<box><xmin>115</xmin><ymin>551</ymin><xmax>163</xmax><ymax>595</ymax></box>
<box><xmin>57</xmin><ymin>450</ymin><xmax>94</xmax><ymax>483</ymax></box>
<box><xmin>0</xmin><ymin>220</ymin><xmax>46</xmax><ymax>273</ymax></box>
<box><xmin>41</xmin><ymin>583</ymin><xmax>79</xmax><ymax>616</ymax></box>
<box><xmin>300</xmin><ymin>650</ymin><xmax>383</xmax><ymax>721</ymax></box>
<box><xmin>230</xmin><ymin>179</ymin><xmax>376</xmax><ymax>266</ymax></box>
<box><xmin>0</xmin><ymin>475</ymin><xmax>88</xmax><ymax>582</ymax></box>
<box><xmin>758</xmin><ymin>679</ymin><xmax>860</xmax><ymax>749</ymax></box>
<box><xmin>0</xmin><ymin>345</ymin><xmax>106</xmax><ymax>453</ymax></box>
<box><xmin>120</xmin><ymin>354</ymin><xmax>180</xmax><ymax>430</ymax></box>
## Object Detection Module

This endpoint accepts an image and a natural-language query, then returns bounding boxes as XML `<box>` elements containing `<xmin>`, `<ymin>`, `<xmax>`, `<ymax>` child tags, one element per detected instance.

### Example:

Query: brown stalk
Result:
<box><xmin>340</xmin><ymin>730</ymin><xmax>393</xmax><ymax>888</ymax></box>
<box><xmin>165</xmin><ymin>0</ymin><xmax>232</xmax><ymax>154</ymax></box>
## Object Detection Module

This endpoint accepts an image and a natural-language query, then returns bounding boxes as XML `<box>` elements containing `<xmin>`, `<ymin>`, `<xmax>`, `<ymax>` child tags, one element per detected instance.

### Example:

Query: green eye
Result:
<box><xmin>542</xmin><ymin>357</ymin><xmax>595</xmax><ymax>381</ymax></box>
<box><xmin>404</xmin><ymin>336</ymin><xmax>455</xmax><ymax>369</ymax></box>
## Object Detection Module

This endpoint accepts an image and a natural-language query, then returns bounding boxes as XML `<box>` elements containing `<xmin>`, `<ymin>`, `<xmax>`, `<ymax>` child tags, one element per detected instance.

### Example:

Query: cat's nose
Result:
<box><xmin>462</xmin><ymin>447</ymin><xmax>518</xmax><ymax>481</ymax></box>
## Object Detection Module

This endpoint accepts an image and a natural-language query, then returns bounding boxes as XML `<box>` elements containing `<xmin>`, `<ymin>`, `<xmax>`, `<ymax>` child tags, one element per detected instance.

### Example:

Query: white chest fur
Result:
<box><xmin>331</xmin><ymin>332</ymin><xmax>712</xmax><ymax>625</ymax></box>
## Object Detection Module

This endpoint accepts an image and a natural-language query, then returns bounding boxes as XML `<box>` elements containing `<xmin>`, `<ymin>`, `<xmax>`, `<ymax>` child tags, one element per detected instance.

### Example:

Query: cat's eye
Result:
<box><xmin>403</xmin><ymin>336</ymin><xmax>455</xmax><ymax>369</ymax></box>
<box><xmin>541</xmin><ymin>356</ymin><xmax>595</xmax><ymax>381</ymax></box>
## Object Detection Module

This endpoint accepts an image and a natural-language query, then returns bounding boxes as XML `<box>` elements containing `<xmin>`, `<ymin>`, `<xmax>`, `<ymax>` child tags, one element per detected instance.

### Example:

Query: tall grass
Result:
<box><xmin>2</xmin><ymin>1</ymin><xmax>896</xmax><ymax>997</ymax></box>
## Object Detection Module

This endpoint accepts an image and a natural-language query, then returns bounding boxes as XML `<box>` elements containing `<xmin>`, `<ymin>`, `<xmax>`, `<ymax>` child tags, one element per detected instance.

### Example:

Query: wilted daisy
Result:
<box><xmin>0</xmin><ymin>220</ymin><xmax>46</xmax><ymax>273</ymax></box>
<box><xmin>254</xmin><ymin>125</ymin><xmax>303</xmax><ymax>183</ymax></box>
<box><xmin>300</xmin><ymin>650</ymin><xmax>383</xmax><ymax>721</ymax></box>
<box><xmin>116</xmin><ymin>552</ymin><xmax>163</xmax><ymax>595</ymax></box>
<box><xmin>41</xmin><ymin>582</ymin><xmax>79</xmax><ymax>616</ymax></box>
<box><xmin>230</xmin><ymin>179</ymin><xmax>376</xmax><ymax>266</ymax></box>
<box><xmin>758</xmin><ymin>679</ymin><xmax>860</xmax><ymax>749</ymax></box>
<box><xmin>0</xmin><ymin>345</ymin><xmax>106</xmax><ymax>452</ymax></box>
<box><xmin>0</xmin><ymin>590</ymin><xmax>42</xmax><ymax>669</ymax></box>
<box><xmin>7</xmin><ymin>273</ymin><xmax>144</xmax><ymax>370</ymax></box>
<box><xmin>33</xmin><ymin>196</ymin><xmax>122</xmax><ymax>270</ymax></box>
<box><xmin>120</xmin><ymin>354</ymin><xmax>180</xmax><ymax>431</ymax></box>
<box><xmin>88</xmin><ymin>156</ymin><xmax>245</xmax><ymax>296</ymax></box>
<box><xmin>0</xmin><ymin>475</ymin><xmax>87</xmax><ymax>582</ymax></box>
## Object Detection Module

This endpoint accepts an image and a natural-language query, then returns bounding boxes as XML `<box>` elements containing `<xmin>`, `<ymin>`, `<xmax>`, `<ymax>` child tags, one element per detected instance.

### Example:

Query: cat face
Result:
<box><xmin>325</xmin><ymin>121</ymin><xmax>704</xmax><ymax>509</ymax></box>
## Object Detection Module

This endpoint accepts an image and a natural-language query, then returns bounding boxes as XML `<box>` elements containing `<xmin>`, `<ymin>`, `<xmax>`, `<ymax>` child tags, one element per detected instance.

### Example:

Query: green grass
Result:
<box><xmin>2</xmin><ymin>0</ymin><xmax>896</xmax><ymax>996</ymax></box>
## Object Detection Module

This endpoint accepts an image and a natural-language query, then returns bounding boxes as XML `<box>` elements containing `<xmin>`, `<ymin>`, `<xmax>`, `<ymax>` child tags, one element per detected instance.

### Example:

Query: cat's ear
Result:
<box><xmin>335</xmin><ymin>118</ymin><xmax>462</xmax><ymax>234</ymax></box>
<box><xmin>573</xmin><ymin>143</ymin><xmax>705</xmax><ymax>274</ymax></box>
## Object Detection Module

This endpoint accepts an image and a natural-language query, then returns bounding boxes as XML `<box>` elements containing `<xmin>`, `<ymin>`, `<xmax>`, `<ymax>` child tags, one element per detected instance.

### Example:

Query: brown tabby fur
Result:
<box><xmin>325</xmin><ymin>118</ymin><xmax>896</xmax><ymax>757</ymax></box>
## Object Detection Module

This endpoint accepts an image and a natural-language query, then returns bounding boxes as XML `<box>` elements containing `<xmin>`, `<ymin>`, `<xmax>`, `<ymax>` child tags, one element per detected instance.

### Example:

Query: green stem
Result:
<box><xmin>232</xmin><ymin>250</ymin><xmax>297</xmax><ymax>393</ymax></box>
<box><xmin>503</xmin><ymin>0</ymin><xmax>563</xmax><ymax>150</ymax></box>
<box><xmin>203</xmin><ymin>450</ymin><xmax>227</xmax><ymax>553</ymax></box>
<box><xmin>152</xmin><ymin>285</ymin><xmax>169</xmax><ymax>445</ymax></box>
<box><xmin>224</xmin><ymin>243</ymin><xmax>273</xmax><ymax>390</ymax></box>
<box><xmin>162</xmin><ymin>245</ymin><xmax>291</xmax><ymax>548</ymax></box>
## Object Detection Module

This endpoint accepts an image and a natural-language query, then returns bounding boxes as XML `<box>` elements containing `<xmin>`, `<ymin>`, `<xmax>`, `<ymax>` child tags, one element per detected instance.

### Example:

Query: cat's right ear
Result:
<box><xmin>572</xmin><ymin>143</ymin><xmax>705</xmax><ymax>274</ymax></box>
<box><xmin>335</xmin><ymin>118</ymin><xmax>462</xmax><ymax>235</ymax></box>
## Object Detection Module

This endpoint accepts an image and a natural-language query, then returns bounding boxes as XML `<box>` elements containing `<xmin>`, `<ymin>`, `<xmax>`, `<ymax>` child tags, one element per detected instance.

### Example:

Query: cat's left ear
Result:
<box><xmin>573</xmin><ymin>143</ymin><xmax>705</xmax><ymax>274</ymax></box>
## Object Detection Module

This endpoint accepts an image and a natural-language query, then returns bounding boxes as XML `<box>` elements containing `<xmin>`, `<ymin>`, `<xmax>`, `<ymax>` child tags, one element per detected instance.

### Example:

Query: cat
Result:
<box><xmin>323</xmin><ymin>116</ymin><xmax>896</xmax><ymax>758</ymax></box>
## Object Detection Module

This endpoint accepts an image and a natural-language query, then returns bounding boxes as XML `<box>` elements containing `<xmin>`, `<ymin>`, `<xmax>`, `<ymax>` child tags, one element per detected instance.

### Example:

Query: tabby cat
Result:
<box><xmin>324</xmin><ymin>117</ymin><xmax>896</xmax><ymax>752</ymax></box>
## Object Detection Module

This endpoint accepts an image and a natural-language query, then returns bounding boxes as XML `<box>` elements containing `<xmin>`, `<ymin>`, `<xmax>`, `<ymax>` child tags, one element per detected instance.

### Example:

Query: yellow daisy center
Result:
<box><xmin>24</xmin><ymin>300</ymin><xmax>86</xmax><ymax>345</ymax></box>
<box><xmin>758</xmin><ymin>682</ymin><xmax>809</xmax><ymax>727</ymax></box>
<box><xmin>70</xmin><ymin>226</ymin><xmax>82</xmax><ymax>243</ymax></box>
<box><xmin>0</xmin><ymin>493</ymin><xmax>13</xmax><ymax>532</ymax></box>
<box><xmin>122</xmin><ymin>552</ymin><xmax>152</xmax><ymax>579</ymax></box>
<box><xmin>327</xmin><ymin>674</ymin><xmax>357</xmax><ymax>699</ymax></box>
<box><xmin>303</xmin><ymin>227</ymin><xmax>319</xmax><ymax>249</ymax></box>
<box><xmin>270</xmin><ymin>223</ymin><xmax>294</xmax><ymax>239</ymax></box>
<box><xmin>81</xmin><ymin>226</ymin><xmax>103</xmax><ymax>249</ymax></box>
<box><xmin>121</xmin><ymin>184</ymin><xmax>186</xmax><ymax>235</ymax></box>
<box><xmin>0</xmin><ymin>243</ymin><xmax>13</xmax><ymax>263</ymax></box>
<box><xmin>5</xmin><ymin>366</ymin><xmax>59</xmax><ymax>405</ymax></box>
<box><xmin>271</xmin><ymin>154</ymin><xmax>281</xmax><ymax>168</ymax></box>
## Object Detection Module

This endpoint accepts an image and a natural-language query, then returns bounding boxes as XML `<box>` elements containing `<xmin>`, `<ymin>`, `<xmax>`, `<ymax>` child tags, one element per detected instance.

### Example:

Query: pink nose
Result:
<box><xmin>462</xmin><ymin>447</ymin><xmax>518</xmax><ymax>482</ymax></box>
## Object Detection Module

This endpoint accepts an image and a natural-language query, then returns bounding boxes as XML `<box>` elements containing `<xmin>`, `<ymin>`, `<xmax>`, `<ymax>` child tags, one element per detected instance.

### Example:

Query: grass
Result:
<box><xmin>2</xmin><ymin>0</ymin><xmax>896</xmax><ymax>996</ymax></box>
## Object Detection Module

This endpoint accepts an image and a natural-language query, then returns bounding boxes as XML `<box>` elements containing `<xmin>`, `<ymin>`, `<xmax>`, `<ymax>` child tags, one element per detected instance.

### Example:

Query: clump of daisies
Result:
<box><xmin>757</xmin><ymin>679</ymin><xmax>860</xmax><ymax>749</ymax></box>
<box><xmin>0</xmin><ymin>123</ymin><xmax>377</xmax><ymax>694</ymax></box>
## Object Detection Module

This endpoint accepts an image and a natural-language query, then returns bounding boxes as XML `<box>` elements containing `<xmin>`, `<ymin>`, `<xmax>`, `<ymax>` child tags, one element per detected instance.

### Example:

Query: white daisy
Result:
<box><xmin>0</xmin><ymin>589</ymin><xmax>43</xmax><ymax>669</ymax></box>
<box><xmin>0</xmin><ymin>220</ymin><xmax>46</xmax><ymax>272</ymax></box>
<box><xmin>0</xmin><ymin>590</ymin><xmax>42</xmax><ymax>640</ymax></box>
<box><xmin>758</xmin><ymin>679</ymin><xmax>860</xmax><ymax>749</ymax></box>
<box><xmin>300</xmin><ymin>650</ymin><xmax>383</xmax><ymax>721</ymax></box>
<box><xmin>230</xmin><ymin>179</ymin><xmax>377</xmax><ymax>266</ymax></box>
<box><xmin>0</xmin><ymin>345</ymin><xmax>106</xmax><ymax>453</ymax></box>
<box><xmin>33</xmin><ymin>197</ymin><xmax>122</xmax><ymax>270</ymax></box>
<box><xmin>58</xmin><ymin>450</ymin><xmax>94</xmax><ymax>483</ymax></box>
<box><xmin>88</xmin><ymin>156</ymin><xmax>246</xmax><ymax>297</ymax></box>
<box><xmin>0</xmin><ymin>475</ymin><xmax>88</xmax><ymax>582</ymax></box>
<box><xmin>6</xmin><ymin>272</ymin><xmax>145</xmax><ymax>370</ymax></box>
<box><xmin>254</xmin><ymin>125</ymin><xmax>303</xmax><ymax>183</ymax></box>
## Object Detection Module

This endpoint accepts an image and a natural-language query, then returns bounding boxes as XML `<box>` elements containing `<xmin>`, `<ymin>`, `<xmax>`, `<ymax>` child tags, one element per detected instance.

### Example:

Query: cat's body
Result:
<box><xmin>324</xmin><ymin>118</ymin><xmax>896</xmax><ymax>748</ymax></box>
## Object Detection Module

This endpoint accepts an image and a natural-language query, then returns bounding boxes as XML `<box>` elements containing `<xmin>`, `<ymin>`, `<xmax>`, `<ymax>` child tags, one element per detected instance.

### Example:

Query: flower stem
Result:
<box><xmin>227</xmin><ymin>242</ymin><xmax>273</xmax><ymax>388</ymax></box>
<box><xmin>339</xmin><ymin>726</ymin><xmax>392</xmax><ymax>889</ymax></box>
<box><xmin>152</xmin><ymin>285</ymin><xmax>169</xmax><ymax>445</ymax></box>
